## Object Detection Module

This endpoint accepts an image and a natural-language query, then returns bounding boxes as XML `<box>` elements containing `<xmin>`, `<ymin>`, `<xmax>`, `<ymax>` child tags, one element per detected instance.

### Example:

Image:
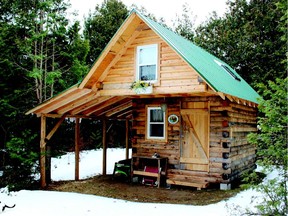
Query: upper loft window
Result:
<box><xmin>214</xmin><ymin>59</ymin><xmax>241</xmax><ymax>82</ymax></box>
<box><xmin>137</xmin><ymin>44</ymin><xmax>158</xmax><ymax>82</ymax></box>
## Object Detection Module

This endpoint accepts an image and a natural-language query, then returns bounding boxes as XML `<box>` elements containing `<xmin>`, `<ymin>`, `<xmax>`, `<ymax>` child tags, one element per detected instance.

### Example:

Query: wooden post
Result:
<box><xmin>125</xmin><ymin>119</ymin><xmax>129</xmax><ymax>159</ymax></box>
<box><xmin>102</xmin><ymin>119</ymin><xmax>107</xmax><ymax>176</ymax></box>
<box><xmin>40</xmin><ymin>115</ymin><xmax>47</xmax><ymax>188</ymax></box>
<box><xmin>75</xmin><ymin>118</ymin><xmax>80</xmax><ymax>181</ymax></box>
<box><xmin>46</xmin><ymin>144</ymin><xmax>51</xmax><ymax>184</ymax></box>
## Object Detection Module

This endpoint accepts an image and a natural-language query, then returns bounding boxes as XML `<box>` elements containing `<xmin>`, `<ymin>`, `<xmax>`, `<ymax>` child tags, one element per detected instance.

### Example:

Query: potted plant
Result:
<box><xmin>130</xmin><ymin>80</ymin><xmax>153</xmax><ymax>94</ymax></box>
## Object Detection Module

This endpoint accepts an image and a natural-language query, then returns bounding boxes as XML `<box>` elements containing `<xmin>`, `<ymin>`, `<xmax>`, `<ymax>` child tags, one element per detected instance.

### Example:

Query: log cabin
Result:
<box><xmin>26</xmin><ymin>9</ymin><xmax>260</xmax><ymax>189</ymax></box>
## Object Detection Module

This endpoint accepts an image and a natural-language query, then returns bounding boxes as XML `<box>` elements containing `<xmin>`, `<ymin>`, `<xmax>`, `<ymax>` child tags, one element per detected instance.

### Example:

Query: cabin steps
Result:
<box><xmin>166</xmin><ymin>178</ymin><xmax>209</xmax><ymax>189</ymax></box>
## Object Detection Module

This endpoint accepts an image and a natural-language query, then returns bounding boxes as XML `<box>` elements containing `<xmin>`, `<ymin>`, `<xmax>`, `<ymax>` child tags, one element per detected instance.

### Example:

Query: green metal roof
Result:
<box><xmin>133</xmin><ymin>10</ymin><xmax>260</xmax><ymax>104</ymax></box>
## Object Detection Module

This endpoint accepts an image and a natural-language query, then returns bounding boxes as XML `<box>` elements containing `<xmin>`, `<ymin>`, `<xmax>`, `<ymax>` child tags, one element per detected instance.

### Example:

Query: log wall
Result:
<box><xmin>132</xmin><ymin>96</ymin><xmax>258</xmax><ymax>188</ymax></box>
<box><xmin>209</xmin><ymin>97</ymin><xmax>257</xmax><ymax>184</ymax></box>
<box><xmin>131</xmin><ymin>98</ymin><xmax>181</xmax><ymax>165</ymax></box>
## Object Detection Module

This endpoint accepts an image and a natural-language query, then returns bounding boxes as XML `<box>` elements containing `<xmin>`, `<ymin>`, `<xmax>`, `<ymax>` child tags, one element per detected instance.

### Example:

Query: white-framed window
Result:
<box><xmin>137</xmin><ymin>44</ymin><xmax>158</xmax><ymax>82</ymax></box>
<box><xmin>147</xmin><ymin>107</ymin><xmax>165</xmax><ymax>139</ymax></box>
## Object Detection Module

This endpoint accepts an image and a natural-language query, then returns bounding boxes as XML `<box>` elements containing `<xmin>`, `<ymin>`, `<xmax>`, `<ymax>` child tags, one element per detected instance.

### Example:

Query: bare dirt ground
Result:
<box><xmin>47</xmin><ymin>175</ymin><xmax>240</xmax><ymax>205</ymax></box>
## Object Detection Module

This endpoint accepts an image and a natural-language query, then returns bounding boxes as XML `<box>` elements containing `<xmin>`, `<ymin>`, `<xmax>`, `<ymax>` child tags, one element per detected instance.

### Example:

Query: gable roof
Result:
<box><xmin>80</xmin><ymin>9</ymin><xmax>259</xmax><ymax>104</ymax></box>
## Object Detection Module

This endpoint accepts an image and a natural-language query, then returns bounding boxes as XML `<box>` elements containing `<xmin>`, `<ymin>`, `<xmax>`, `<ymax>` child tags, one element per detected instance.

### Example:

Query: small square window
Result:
<box><xmin>137</xmin><ymin>44</ymin><xmax>158</xmax><ymax>82</ymax></box>
<box><xmin>147</xmin><ymin>107</ymin><xmax>165</xmax><ymax>139</ymax></box>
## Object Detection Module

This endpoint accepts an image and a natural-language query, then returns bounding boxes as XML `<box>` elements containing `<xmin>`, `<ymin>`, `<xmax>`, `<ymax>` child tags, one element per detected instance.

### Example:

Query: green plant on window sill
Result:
<box><xmin>130</xmin><ymin>80</ymin><xmax>152</xmax><ymax>94</ymax></box>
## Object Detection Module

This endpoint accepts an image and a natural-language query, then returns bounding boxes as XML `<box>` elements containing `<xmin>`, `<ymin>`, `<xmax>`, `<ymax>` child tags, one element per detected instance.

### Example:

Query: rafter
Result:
<box><xmin>84</xmin><ymin>96</ymin><xmax>126</xmax><ymax>116</ymax></box>
<box><xmin>70</xmin><ymin>96</ymin><xmax>113</xmax><ymax>115</ymax></box>
<box><xmin>36</xmin><ymin>89</ymin><xmax>92</xmax><ymax>115</ymax></box>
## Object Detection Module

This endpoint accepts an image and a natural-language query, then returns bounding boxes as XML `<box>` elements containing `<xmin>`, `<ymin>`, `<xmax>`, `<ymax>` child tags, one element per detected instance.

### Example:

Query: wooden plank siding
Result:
<box><xmin>102</xmin><ymin>27</ymin><xmax>207</xmax><ymax>95</ymax></box>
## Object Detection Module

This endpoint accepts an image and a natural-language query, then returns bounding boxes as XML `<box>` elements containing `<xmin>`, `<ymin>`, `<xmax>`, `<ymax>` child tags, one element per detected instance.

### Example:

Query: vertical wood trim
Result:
<box><xmin>125</xmin><ymin>119</ymin><xmax>129</xmax><ymax>159</ymax></box>
<box><xmin>156</xmin><ymin>42</ymin><xmax>160</xmax><ymax>86</ymax></box>
<box><xmin>207</xmin><ymin>101</ymin><xmax>211</xmax><ymax>170</ymax></box>
<box><xmin>40</xmin><ymin>115</ymin><xmax>46</xmax><ymax>188</ymax></box>
<box><xmin>75</xmin><ymin>118</ymin><xmax>80</xmax><ymax>181</ymax></box>
<box><xmin>102</xmin><ymin>119</ymin><xmax>107</xmax><ymax>175</ymax></box>
<box><xmin>179</xmin><ymin>100</ymin><xmax>183</xmax><ymax>164</ymax></box>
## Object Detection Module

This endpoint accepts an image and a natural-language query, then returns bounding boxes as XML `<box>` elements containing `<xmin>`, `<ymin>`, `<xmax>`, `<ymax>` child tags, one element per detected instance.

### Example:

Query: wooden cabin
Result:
<box><xmin>26</xmin><ymin>10</ymin><xmax>259</xmax><ymax>189</ymax></box>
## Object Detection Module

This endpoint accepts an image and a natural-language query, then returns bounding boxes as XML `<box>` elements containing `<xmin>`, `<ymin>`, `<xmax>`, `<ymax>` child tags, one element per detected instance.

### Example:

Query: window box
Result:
<box><xmin>130</xmin><ymin>80</ymin><xmax>153</xmax><ymax>94</ymax></box>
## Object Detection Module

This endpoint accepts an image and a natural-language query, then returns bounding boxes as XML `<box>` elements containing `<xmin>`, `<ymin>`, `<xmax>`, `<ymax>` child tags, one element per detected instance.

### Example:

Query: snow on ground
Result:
<box><xmin>0</xmin><ymin>148</ymin><xmax>272</xmax><ymax>216</ymax></box>
<box><xmin>51</xmin><ymin>148</ymin><xmax>131</xmax><ymax>181</ymax></box>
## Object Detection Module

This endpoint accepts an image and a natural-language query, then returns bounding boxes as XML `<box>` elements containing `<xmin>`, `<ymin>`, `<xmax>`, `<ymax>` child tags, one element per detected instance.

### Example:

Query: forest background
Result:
<box><xmin>0</xmin><ymin>1</ymin><xmax>286</xmax><ymax>212</ymax></box>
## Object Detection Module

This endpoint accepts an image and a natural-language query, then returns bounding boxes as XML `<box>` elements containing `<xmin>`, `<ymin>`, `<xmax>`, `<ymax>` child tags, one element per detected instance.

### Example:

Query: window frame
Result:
<box><xmin>146</xmin><ymin>106</ymin><xmax>167</xmax><ymax>141</ymax></box>
<box><xmin>214</xmin><ymin>59</ymin><xmax>241</xmax><ymax>81</ymax></box>
<box><xmin>136</xmin><ymin>44</ymin><xmax>158</xmax><ymax>83</ymax></box>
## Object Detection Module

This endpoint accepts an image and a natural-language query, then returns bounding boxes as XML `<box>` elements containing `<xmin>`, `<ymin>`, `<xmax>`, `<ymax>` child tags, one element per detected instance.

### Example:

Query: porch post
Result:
<box><xmin>125</xmin><ymin>119</ymin><xmax>129</xmax><ymax>159</ymax></box>
<box><xmin>75</xmin><ymin>117</ymin><xmax>80</xmax><ymax>181</ymax></box>
<box><xmin>40</xmin><ymin>114</ymin><xmax>47</xmax><ymax>188</ymax></box>
<box><xmin>102</xmin><ymin>118</ymin><xmax>107</xmax><ymax>175</ymax></box>
<box><xmin>46</xmin><ymin>144</ymin><xmax>51</xmax><ymax>184</ymax></box>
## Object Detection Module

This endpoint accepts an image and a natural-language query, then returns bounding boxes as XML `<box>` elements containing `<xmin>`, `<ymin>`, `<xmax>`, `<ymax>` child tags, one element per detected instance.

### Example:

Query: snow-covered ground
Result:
<box><xmin>0</xmin><ymin>148</ymin><xmax>273</xmax><ymax>216</ymax></box>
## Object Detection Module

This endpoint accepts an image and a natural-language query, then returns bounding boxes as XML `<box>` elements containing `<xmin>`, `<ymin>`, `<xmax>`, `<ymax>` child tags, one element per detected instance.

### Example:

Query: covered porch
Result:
<box><xmin>26</xmin><ymin>86</ymin><xmax>136</xmax><ymax>188</ymax></box>
<box><xmin>26</xmin><ymin>86</ymin><xmax>195</xmax><ymax>188</ymax></box>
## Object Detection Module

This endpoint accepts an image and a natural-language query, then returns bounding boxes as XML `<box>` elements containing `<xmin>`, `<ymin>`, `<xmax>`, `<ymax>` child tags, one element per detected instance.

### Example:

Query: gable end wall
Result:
<box><xmin>102</xmin><ymin>28</ymin><xmax>206</xmax><ymax>93</ymax></box>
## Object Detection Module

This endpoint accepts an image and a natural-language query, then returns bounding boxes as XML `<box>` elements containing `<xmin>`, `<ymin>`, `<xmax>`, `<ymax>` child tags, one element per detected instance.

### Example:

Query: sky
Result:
<box><xmin>0</xmin><ymin>148</ymin><xmax>277</xmax><ymax>216</ymax></box>
<box><xmin>67</xmin><ymin>0</ymin><xmax>228</xmax><ymax>27</ymax></box>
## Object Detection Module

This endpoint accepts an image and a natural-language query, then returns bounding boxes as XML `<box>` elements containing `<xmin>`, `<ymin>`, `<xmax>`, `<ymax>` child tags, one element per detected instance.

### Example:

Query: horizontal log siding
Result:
<box><xmin>209</xmin><ymin>98</ymin><xmax>257</xmax><ymax>183</ymax></box>
<box><xmin>159</xmin><ymin>43</ymin><xmax>199</xmax><ymax>86</ymax></box>
<box><xmin>131</xmin><ymin>98</ymin><xmax>181</xmax><ymax>165</ymax></box>
<box><xmin>166</xmin><ymin>97</ymin><xmax>258</xmax><ymax>187</ymax></box>
<box><xmin>103</xmin><ymin>27</ymin><xmax>205</xmax><ymax>93</ymax></box>
<box><xmin>104</xmin><ymin>47</ymin><xmax>135</xmax><ymax>84</ymax></box>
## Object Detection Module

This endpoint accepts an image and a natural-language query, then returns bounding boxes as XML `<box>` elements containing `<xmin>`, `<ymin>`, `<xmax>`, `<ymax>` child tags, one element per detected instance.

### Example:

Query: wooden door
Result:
<box><xmin>180</xmin><ymin>102</ymin><xmax>209</xmax><ymax>172</ymax></box>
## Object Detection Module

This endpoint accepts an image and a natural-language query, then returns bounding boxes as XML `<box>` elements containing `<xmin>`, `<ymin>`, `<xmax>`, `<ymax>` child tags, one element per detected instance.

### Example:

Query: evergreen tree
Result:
<box><xmin>247</xmin><ymin>77</ymin><xmax>287</xmax><ymax>215</ymax></box>
<box><xmin>24</xmin><ymin>0</ymin><xmax>74</xmax><ymax>103</ymax></box>
<box><xmin>129</xmin><ymin>4</ymin><xmax>168</xmax><ymax>27</ymax></box>
<box><xmin>173</xmin><ymin>3</ymin><xmax>196</xmax><ymax>41</ymax></box>
<box><xmin>83</xmin><ymin>0</ymin><xmax>128</xmax><ymax>66</ymax></box>
<box><xmin>0</xmin><ymin>0</ymin><xmax>89</xmax><ymax>190</ymax></box>
<box><xmin>61</xmin><ymin>21</ymin><xmax>90</xmax><ymax>87</ymax></box>
<box><xmin>194</xmin><ymin>0</ymin><xmax>287</xmax><ymax>87</ymax></box>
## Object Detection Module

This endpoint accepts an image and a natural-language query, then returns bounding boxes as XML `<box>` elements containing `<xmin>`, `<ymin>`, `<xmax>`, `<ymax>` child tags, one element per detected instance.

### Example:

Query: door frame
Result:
<box><xmin>180</xmin><ymin>101</ymin><xmax>210</xmax><ymax>172</ymax></box>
